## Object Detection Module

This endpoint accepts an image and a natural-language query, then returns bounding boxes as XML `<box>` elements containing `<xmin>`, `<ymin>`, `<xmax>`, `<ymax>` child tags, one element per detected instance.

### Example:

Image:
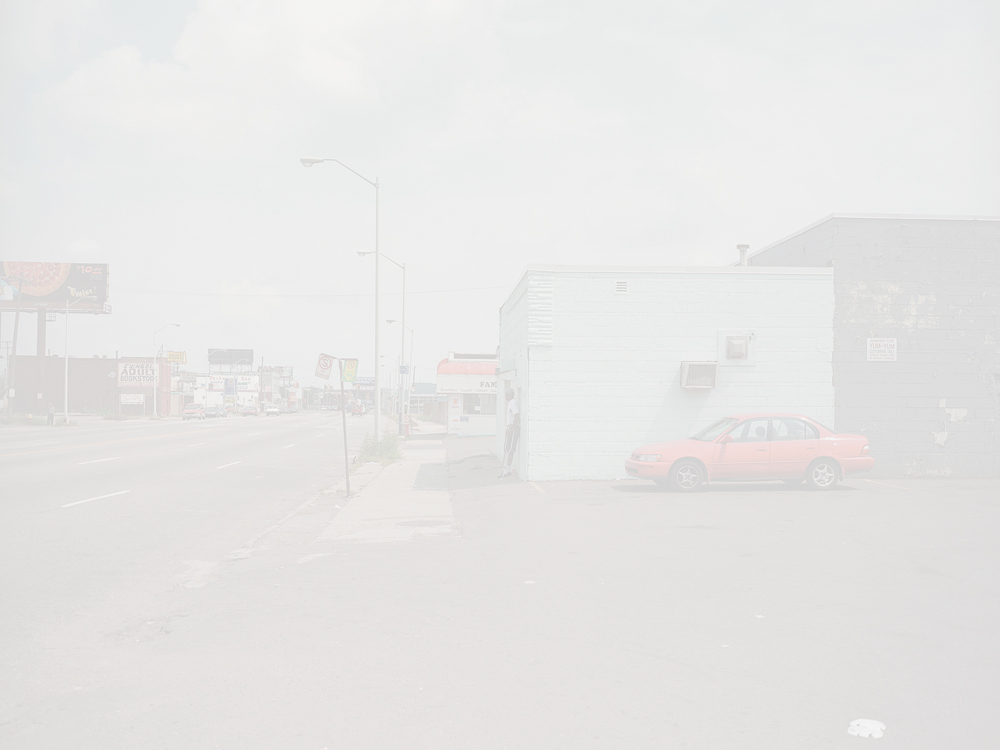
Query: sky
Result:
<box><xmin>1</xmin><ymin>0</ymin><xmax>998</xmax><ymax>387</ymax></box>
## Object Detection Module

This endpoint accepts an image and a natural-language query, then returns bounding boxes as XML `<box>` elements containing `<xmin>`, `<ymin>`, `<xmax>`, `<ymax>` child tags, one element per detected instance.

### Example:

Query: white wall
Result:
<box><xmin>499</xmin><ymin>266</ymin><xmax>835</xmax><ymax>481</ymax></box>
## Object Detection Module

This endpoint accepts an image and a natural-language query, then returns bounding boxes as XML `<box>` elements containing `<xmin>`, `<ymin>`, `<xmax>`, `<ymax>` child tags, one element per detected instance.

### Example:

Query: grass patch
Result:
<box><xmin>357</xmin><ymin>428</ymin><xmax>403</xmax><ymax>465</ymax></box>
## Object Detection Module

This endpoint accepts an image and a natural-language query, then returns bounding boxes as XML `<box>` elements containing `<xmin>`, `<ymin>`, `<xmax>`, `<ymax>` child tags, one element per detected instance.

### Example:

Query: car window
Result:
<box><xmin>731</xmin><ymin>418</ymin><xmax>769</xmax><ymax>443</ymax></box>
<box><xmin>804</xmin><ymin>422</ymin><xmax>820</xmax><ymax>439</ymax></box>
<box><xmin>772</xmin><ymin>418</ymin><xmax>808</xmax><ymax>441</ymax></box>
<box><xmin>691</xmin><ymin>417</ymin><xmax>739</xmax><ymax>441</ymax></box>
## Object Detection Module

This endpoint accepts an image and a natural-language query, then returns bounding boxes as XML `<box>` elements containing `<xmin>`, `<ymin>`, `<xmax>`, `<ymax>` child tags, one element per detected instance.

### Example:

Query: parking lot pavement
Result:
<box><xmin>3</xmin><ymin>422</ymin><xmax>997</xmax><ymax>749</ymax></box>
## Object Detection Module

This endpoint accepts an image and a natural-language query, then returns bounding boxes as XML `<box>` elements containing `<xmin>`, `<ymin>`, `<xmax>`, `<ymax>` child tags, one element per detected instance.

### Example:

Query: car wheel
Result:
<box><xmin>668</xmin><ymin>459</ymin><xmax>704</xmax><ymax>492</ymax></box>
<box><xmin>806</xmin><ymin>459</ymin><xmax>839</xmax><ymax>490</ymax></box>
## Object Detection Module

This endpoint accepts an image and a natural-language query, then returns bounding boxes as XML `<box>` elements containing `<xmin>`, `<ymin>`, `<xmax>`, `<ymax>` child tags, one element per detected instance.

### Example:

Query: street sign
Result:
<box><xmin>315</xmin><ymin>353</ymin><xmax>334</xmax><ymax>380</ymax></box>
<box><xmin>167</xmin><ymin>351</ymin><xmax>187</xmax><ymax>364</ymax></box>
<box><xmin>399</xmin><ymin>365</ymin><xmax>409</xmax><ymax>374</ymax></box>
<box><xmin>341</xmin><ymin>359</ymin><xmax>359</xmax><ymax>383</ymax></box>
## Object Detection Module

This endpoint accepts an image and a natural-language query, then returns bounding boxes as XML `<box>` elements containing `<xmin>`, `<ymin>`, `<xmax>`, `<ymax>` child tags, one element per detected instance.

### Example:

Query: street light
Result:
<box><xmin>301</xmin><ymin>157</ymin><xmax>382</xmax><ymax>439</ymax></box>
<box><xmin>152</xmin><ymin>323</ymin><xmax>180</xmax><ymax>418</ymax></box>
<box><xmin>386</xmin><ymin>318</ymin><xmax>413</xmax><ymax>436</ymax></box>
<box><xmin>63</xmin><ymin>296</ymin><xmax>97</xmax><ymax>425</ymax></box>
<box><xmin>362</xmin><ymin>250</ymin><xmax>406</xmax><ymax>436</ymax></box>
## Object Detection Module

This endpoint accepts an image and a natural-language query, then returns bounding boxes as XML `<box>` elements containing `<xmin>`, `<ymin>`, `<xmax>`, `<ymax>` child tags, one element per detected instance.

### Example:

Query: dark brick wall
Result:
<box><xmin>750</xmin><ymin>216</ymin><xmax>1000</xmax><ymax>477</ymax></box>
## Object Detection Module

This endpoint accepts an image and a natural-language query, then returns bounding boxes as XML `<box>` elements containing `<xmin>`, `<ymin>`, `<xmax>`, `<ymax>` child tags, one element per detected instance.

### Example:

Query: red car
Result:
<box><xmin>624</xmin><ymin>414</ymin><xmax>873</xmax><ymax>491</ymax></box>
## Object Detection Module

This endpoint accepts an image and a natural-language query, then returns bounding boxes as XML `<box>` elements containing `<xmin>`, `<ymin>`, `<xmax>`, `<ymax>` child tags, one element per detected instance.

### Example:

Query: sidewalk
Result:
<box><xmin>317</xmin><ymin>438</ymin><xmax>459</xmax><ymax>543</ymax></box>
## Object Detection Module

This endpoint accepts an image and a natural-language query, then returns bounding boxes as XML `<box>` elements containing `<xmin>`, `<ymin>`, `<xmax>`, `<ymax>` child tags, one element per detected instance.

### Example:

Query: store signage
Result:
<box><xmin>867</xmin><ymin>338</ymin><xmax>897</xmax><ymax>362</ymax></box>
<box><xmin>167</xmin><ymin>351</ymin><xmax>187</xmax><ymax>364</ymax></box>
<box><xmin>120</xmin><ymin>393</ymin><xmax>145</xmax><ymax>405</ymax></box>
<box><xmin>118</xmin><ymin>362</ymin><xmax>157</xmax><ymax>386</ymax></box>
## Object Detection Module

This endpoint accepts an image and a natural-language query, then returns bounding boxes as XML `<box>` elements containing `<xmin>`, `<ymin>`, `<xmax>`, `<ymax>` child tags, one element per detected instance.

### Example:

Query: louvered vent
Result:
<box><xmin>615</xmin><ymin>281</ymin><xmax>628</xmax><ymax>294</ymax></box>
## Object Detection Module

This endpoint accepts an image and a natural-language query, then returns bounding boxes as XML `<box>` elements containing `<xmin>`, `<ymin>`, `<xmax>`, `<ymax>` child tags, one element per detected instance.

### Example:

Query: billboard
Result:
<box><xmin>208</xmin><ymin>349</ymin><xmax>253</xmax><ymax>366</ymax></box>
<box><xmin>167</xmin><ymin>351</ymin><xmax>187</xmax><ymax>364</ymax></box>
<box><xmin>0</xmin><ymin>262</ymin><xmax>109</xmax><ymax>312</ymax></box>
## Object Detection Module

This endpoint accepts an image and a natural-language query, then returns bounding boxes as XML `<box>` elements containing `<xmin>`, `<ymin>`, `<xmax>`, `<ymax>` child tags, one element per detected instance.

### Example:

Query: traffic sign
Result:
<box><xmin>399</xmin><ymin>365</ymin><xmax>409</xmax><ymax>374</ymax></box>
<box><xmin>340</xmin><ymin>359</ymin><xmax>359</xmax><ymax>383</ymax></box>
<box><xmin>315</xmin><ymin>353</ymin><xmax>334</xmax><ymax>380</ymax></box>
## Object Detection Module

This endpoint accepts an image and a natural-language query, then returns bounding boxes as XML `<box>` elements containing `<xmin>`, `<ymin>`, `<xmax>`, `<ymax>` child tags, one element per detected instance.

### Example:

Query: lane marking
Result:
<box><xmin>282</xmin><ymin>444</ymin><xmax>295</xmax><ymax>449</ymax></box>
<box><xmin>316</xmin><ymin>433</ymin><xmax>325</xmax><ymax>437</ymax></box>
<box><xmin>216</xmin><ymin>461</ymin><xmax>242</xmax><ymax>469</ymax></box>
<box><xmin>187</xmin><ymin>442</ymin><xmax>207</xmax><ymax>447</ymax></box>
<box><xmin>62</xmin><ymin>490</ymin><xmax>130</xmax><ymax>508</ymax></box>
<box><xmin>249</xmin><ymin>432</ymin><xmax>261</xmax><ymax>436</ymax></box>
<box><xmin>77</xmin><ymin>457</ymin><xmax>122</xmax><ymax>466</ymax></box>
<box><xmin>530</xmin><ymin>482</ymin><xmax>548</xmax><ymax>495</ymax></box>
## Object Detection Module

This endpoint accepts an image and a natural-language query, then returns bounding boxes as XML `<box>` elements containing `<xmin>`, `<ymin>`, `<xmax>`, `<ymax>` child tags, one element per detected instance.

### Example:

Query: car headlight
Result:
<box><xmin>633</xmin><ymin>454</ymin><xmax>662</xmax><ymax>462</ymax></box>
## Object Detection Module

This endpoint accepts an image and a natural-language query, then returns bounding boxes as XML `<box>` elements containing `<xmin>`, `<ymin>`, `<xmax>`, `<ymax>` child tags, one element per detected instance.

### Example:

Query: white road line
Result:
<box><xmin>249</xmin><ymin>432</ymin><xmax>261</xmax><ymax>436</ymax></box>
<box><xmin>316</xmin><ymin>433</ymin><xmax>325</xmax><ymax>437</ymax></box>
<box><xmin>77</xmin><ymin>457</ymin><xmax>122</xmax><ymax>466</ymax></box>
<box><xmin>281</xmin><ymin>444</ymin><xmax>296</xmax><ymax>449</ymax></box>
<box><xmin>187</xmin><ymin>442</ymin><xmax>207</xmax><ymax>447</ymax></box>
<box><xmin>62</xmin><ymin>490</ymin><xmax>130</xmax><ymax>508</ymax></box>
<box><xmin>861</xmin><ymin>478</ymin><xmax>917</xmax><ymax>491</ymax></box>
<box><xmin>216</xmin><ymin>461</ymin><xmax>242</xmax><ymax>469</ymax></box>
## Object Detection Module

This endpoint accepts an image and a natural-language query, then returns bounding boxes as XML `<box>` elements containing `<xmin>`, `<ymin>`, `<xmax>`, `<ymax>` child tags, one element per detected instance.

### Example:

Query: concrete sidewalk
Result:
<box><xmin>317</xmin><ymin>439</ymin><xmax>459</xmax><ymax>543</ymax></box>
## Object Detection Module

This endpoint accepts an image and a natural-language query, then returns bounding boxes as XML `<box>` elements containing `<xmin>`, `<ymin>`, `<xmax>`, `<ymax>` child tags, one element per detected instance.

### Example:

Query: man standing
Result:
<box><xmin>500</xmin><ymin>387</ymin><xmax>520</xmax><ymax>478</ymax></box>
<box><xmin>47</xmin><ymin>403</ymin><xmax>55</xmax><ymax>426</ymax></box>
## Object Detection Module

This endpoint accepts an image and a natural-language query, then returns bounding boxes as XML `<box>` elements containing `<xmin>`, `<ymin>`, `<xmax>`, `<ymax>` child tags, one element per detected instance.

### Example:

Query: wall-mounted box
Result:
<box><xmin>718</xmin><ymin>330</ymin><xmax>756</xmax><ymax>366</ymax></box>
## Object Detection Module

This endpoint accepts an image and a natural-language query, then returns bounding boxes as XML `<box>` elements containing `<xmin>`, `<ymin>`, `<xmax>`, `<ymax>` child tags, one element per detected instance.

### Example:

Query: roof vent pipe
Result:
<box><xmin>737</xmin><ymin>244</ymin><xmax>749</xmax><ymax>267</ymax></box>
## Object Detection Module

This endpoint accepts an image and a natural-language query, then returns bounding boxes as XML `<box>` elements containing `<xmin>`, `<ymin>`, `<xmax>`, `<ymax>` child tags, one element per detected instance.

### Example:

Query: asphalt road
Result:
<box><xmin>1</xmin><ymin>422</ymin><xmax>998</xmax><ymax>749</ymax></box>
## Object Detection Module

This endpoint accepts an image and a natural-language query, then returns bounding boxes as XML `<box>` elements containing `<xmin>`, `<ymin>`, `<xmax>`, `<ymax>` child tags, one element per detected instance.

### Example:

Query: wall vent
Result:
<box><xmin>680</xmin><ymin>361</ymin><xmax>718</xmax><ymax>389</ymax></box>
<box><xmin>615</xmin><ymin>281</ymin><xmax>628</xmax><ymax>294</ymax></box>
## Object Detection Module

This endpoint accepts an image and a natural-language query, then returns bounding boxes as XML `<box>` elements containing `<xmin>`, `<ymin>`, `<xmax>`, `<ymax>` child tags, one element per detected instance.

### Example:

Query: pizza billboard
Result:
<box><xmin>0</xmin><ymin>262</ymin><xmax>109</xmax><ymax>312</ymax></box>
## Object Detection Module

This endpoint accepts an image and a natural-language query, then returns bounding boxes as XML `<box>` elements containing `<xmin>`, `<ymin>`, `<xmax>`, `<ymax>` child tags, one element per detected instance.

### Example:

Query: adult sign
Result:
<box><xmin>867</xmin><ymin>338</ymin><xmax>897</xmax><ymax>362</ymax></box>
<box><xmin>118</xmin><ymin>362</ymin><xmax>157</xmax><ymax>386</ymax></box>
<box><xmin>0</xmin><ymin>262</ymin><xmax>109</xmax><ymax>312</ymax></box>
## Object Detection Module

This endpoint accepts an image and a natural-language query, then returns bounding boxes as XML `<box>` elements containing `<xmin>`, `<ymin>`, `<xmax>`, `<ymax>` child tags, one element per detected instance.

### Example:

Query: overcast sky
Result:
<box><xmin>2</xmin><ymin>0</ymin><xmax>998</xmax><ymax>386</ymax></box>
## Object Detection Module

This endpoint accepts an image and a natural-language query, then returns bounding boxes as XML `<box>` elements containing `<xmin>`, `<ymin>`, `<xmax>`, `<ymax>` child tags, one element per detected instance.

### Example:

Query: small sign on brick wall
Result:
<box><xmin>867</xmin><ymin>338</ymin><xmax>897</xmax><ymax>362</ymax></box>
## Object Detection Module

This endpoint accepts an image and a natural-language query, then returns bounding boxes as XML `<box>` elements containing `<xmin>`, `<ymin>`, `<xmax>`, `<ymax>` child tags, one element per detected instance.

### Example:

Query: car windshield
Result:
<box><xmin>690</xmin><ymin>417</ymin><xmax>739</xmax><ymax>441</ymax></box>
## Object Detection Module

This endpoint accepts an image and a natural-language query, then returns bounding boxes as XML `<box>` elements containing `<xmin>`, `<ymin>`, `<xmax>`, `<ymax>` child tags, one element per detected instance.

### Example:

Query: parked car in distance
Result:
<box><xmin>624</xmin><ymin>414</ymin><xmax>873</xmax><ymax>491</ymax></box>
<box><xmin>205</xmin><ymin>405</ymin><xmax>227</xmax><ymax>418</ymax></box>
<box><xmin>182</xmin><ymin>403</ymin><xmax>206</xmax><ymax>420</ymax></box>
<box><xmin>350</xmin><ymin>403</ymin><xmax>368</xmax><ymax>415</ymax></box>
<box><xmin>241</xmin><ymin>405</ymin><xmax>259</xmax><ymax>417</ymax></box>
<box><xmin>264</xmin><ymin>405</ymin><xmax>280</xmax><ymax>416</ymax></box>
<box><xmin>288</xmin><ymin>405</ymin><xmax>299</xmax><ymax>414</ymax></box>
<box><xmin>319</xmin><ymin>404</ymin><xmax>328</xmax><ymax>411</ymax></box>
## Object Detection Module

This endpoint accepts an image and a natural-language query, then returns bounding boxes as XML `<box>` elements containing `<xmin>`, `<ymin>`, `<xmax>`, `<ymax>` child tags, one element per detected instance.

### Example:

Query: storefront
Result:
<box><xmin>437</xmin><ymin>353</ymin><xmax>498</xmax><ymax>436</ymax></box>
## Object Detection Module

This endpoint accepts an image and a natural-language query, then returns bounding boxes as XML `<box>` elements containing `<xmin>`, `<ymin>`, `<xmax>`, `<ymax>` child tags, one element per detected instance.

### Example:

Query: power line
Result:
<box><xmin>114</xmin><ymin>285</ymin><xmax>512</xmax><ymax>298</ymax></box>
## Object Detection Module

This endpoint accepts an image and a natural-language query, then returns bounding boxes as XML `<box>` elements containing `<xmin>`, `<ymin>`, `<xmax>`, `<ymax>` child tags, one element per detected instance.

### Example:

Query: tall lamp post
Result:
<box><xmin>362</xmin><ymin>251</ymin><xmax>405</xmax><ymax>435</ymax></box>
<box><xmin>63</xmin><ymin>295</ymin><xmax>97</xmax><ymax>425</ymax></box>
<box><xmin>300</xmin><ymin>156</ymin><xmax>382</xmax><ymax>440</ymax></box>
<box><xmin>386</xmin><ymin>319</ymin><xmax>412</xmax><ymax>436</ymax></box>
<box><xmin>152</xmin><ymin>323</ymin><xmax>180</xmax><ymax>418</ymax></box>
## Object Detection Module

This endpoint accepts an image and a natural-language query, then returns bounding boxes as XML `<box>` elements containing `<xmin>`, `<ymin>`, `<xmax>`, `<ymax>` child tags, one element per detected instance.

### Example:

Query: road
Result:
<box><xmin>1</xmin><ymin>421</ymin><xmax>998</xmax><ymax>749</ymax></box>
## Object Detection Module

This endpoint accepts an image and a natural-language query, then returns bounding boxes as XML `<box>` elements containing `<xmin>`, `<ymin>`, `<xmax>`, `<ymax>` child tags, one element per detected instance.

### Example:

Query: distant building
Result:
<box><xmin>437</xmin><ymin>353</ymin><xmax>499</xmax><ymax>436</ymax></box>
<box><xmin>748</xmin><ymin>214</ymin><xmax>1000</xmax><ymax>477</ymax></box>
<box><xmin>496</xmin><ymin>265</ymin><xmax>835</xmax><ymax>480</ymax></box>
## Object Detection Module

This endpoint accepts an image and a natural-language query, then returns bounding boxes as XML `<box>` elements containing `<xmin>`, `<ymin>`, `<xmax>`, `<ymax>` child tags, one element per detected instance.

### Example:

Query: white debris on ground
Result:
<box><xmin>848</xmin><ymin>719</ymin><xmax>886</xmax><ymax>738</ymax></box>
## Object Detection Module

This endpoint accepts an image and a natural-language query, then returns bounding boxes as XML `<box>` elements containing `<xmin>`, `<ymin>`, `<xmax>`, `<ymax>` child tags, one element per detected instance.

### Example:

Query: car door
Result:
<box><xmin>769</xmin><ymin>418</ymin><xmax>820</xmax><ymax>477</ymax></box>
<box><xmin>713</xmin><ymin>418</ymin><xmax>771</xmax><ymax>479</ymax></box>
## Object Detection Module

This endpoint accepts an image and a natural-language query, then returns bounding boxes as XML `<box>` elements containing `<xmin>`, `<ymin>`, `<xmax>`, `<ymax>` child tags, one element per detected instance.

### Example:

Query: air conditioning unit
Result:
<box><xmin>680</xmin><ymin>361</ymin><xmax>718</xmax><ymax>389</ymax></box>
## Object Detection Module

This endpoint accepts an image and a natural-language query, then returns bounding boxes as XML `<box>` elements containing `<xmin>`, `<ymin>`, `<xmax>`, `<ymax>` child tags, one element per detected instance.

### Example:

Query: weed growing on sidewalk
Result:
<box><xmin>358</xmin><ymin>428</ymin><xmax>403</xmax><ymax>465</ymax></box>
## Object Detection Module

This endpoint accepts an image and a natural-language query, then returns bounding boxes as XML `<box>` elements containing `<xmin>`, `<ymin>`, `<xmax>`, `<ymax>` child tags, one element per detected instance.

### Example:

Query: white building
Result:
<box><xmin>436</xmin><ymin>353</ymin><xmax>498</xmax><ymax>436</ymax></box>
<box><xmin>496</xmin><ymin>265</ymin><xmax>836</xmax><ymax>480</ymax></box>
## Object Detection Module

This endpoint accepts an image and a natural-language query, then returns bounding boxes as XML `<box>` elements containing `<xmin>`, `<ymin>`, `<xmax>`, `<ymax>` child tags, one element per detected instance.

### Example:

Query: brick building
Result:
<box><xmin>748</xmin><ymin>214</ymin><xmax>1000</xmax><ymax>477</ymax></box>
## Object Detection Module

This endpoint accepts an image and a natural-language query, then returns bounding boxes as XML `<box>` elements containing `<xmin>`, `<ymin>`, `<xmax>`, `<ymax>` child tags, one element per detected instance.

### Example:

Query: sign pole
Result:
<box><xmin>338</xmin><ymin>359</ymin><xmax>351</xmax><ymax>498</ymax></box>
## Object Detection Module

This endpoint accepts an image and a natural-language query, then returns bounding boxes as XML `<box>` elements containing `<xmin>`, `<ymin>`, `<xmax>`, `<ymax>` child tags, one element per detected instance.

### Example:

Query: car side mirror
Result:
<box><xmin>719</xmin><ymin>434</ymin><xmax>733</xmax><ymax>444</ymax></box>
